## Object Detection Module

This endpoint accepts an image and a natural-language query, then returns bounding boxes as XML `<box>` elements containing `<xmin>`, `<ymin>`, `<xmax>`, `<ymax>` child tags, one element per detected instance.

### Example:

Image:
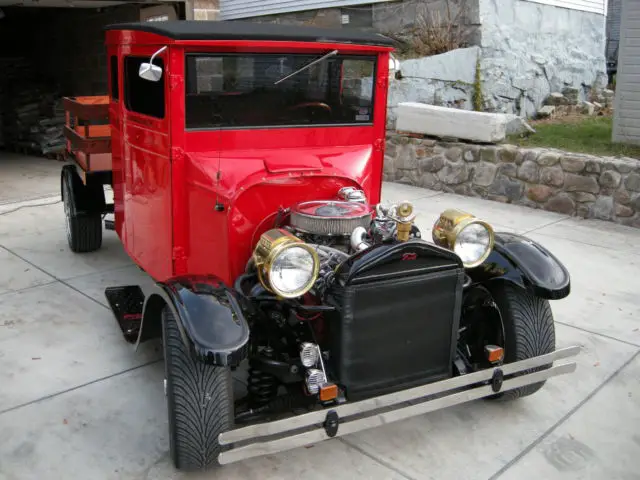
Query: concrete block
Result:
<box><xmin>396</xmin><ymin>103</ymin><xmax>509</xmax><ymax>144</ymax></box>
<box><xmin>580</xmin><ymin>101</ymin><xmax>596</xmax><ymax>116</ymax></box>
<box><xmin>398</xmin><ymin>47</ymin><xmax>480</xmax><ymax>85</ymax></box>
<box><xmin>537</xmin><ymin>106</ymin><xmax>556</xmax><ymax>118</ymax></box>
<box><xmin>545</xmin><ymin>92</ymin><xmax>568</xmax><ymax>106</ymax></box>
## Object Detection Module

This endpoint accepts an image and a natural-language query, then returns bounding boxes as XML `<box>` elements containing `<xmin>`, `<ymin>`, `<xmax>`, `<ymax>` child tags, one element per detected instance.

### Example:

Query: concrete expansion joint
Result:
<box><xmin>488</xmin><ymin>350</ymin><xmax>640</xmax><ymax>480</ymax></box>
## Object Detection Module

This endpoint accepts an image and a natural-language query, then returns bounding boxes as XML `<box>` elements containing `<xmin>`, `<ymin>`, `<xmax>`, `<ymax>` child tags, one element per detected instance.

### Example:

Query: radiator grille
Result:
<box><xmin>327</xmin><ymin>267</ymin><xmax>464</xmax><ymax>400</ymax></box>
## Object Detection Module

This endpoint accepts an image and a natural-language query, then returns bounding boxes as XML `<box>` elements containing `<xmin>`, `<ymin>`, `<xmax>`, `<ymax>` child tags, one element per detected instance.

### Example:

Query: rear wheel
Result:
<box><xmin>61</xmin><ymin>166</ymin><xmax>102</xmax><ymax>253</ymax></box>
<box><xmin>488</xmin><ymin>282</ymin><xmax>556</xmax><ymax>400</ymax></box>
<box><xmin>162</xmin><ymin>306</ymin><xmax>234</xmax><ymax>471</ymax></box>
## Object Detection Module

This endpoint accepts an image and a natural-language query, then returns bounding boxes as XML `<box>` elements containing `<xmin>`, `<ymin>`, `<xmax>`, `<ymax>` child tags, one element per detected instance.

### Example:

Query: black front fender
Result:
<box><xmin>467</xmin><ymin>232</ymin><xmax>570</xmax><ymax>300</ymax></box>
<box><xmin>140</xmin><ymin>275</ymin><xmax>250</xmax><ymax>367</ymax></box>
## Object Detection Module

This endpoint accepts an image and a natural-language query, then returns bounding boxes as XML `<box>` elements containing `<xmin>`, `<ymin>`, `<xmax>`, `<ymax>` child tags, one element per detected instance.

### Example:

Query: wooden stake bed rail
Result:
<box><xmin>63</xmin><ymin>96</ymin><xmax>112</xmax><ymax>173</ymax></box>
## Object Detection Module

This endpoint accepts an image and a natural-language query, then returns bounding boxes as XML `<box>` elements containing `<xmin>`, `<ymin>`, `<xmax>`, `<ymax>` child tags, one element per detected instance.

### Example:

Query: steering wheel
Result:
<box><xmin>288</xmin><ymin>102</ymin><xmax>332</xmax><ymax>114</ymax></box>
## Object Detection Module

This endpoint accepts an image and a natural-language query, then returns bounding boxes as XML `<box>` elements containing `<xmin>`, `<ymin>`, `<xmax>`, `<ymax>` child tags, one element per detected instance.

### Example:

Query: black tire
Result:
<box><xmin>61</xmin><ymin>166</ymin><xmax>102</xmax><ymax>253</ymax></box>
<box><xmin>488</xmin><ymin>282</ymin><xmax>556</xmax><ymax>401</ymax></box>
<box><xmin>162</xmin><ymin>306</ymin><xmax>234</xmax><ymax>471</ymax></box>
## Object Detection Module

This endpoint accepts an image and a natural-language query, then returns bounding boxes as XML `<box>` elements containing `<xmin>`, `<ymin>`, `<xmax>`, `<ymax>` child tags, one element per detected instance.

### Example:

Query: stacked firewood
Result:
<box><xmin>0</xmin><ymin>56</ymin><xmax>66</xmax><ymax>156</ymax></box>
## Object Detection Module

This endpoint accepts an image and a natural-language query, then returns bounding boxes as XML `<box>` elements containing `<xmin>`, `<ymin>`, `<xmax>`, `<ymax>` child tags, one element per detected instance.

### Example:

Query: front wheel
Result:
<box><xmin>488</xmin><ymin>282</ymin><xmax>556</xmax><ymax>401</ymax></box>
<box><xmin>162</xmin><ymin>306</ymin><xmax>234</xmax><ymax>471</ymax></box>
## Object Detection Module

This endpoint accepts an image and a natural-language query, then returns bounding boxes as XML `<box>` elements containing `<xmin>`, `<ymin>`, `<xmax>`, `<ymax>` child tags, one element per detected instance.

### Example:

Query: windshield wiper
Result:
<box><xmin>273</xmin><ymin>49</ymin><xmax>339</xmax><ymax>85</ymax></box>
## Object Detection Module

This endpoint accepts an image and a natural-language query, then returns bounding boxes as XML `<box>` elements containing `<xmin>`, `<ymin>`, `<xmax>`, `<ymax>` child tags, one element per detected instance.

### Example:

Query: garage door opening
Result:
<box><xmin>0</xmin><ymin>2</ymin><xmax>184</xmax><ymax>203</ymax></box>
<box><xmin>0</xmin><ymin>3</ymin><xmax>185</xmax><ymax>156</ymax></box>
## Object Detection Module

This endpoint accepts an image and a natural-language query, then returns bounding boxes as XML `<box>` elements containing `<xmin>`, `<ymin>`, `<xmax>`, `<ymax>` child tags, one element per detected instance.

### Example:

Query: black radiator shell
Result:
<box><xmin>326</xmin><ymin>240</ymin><xmax>465</xmax><ymax>401</ymax></box>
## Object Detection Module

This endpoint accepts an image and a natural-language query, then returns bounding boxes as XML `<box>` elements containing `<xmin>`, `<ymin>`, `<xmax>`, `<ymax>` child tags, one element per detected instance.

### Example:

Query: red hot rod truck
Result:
<box><xmin>60</xmin><ymin>21</ymin><xmax>579</xmax><ymax>471</ymax></box>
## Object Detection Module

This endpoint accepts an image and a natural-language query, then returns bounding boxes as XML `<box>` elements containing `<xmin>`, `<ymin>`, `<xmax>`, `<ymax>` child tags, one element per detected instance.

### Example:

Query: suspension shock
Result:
<box><xmin>247</xmin><ymin>347</ymin><xmax>279</xmax><ymax>409</ymax></box>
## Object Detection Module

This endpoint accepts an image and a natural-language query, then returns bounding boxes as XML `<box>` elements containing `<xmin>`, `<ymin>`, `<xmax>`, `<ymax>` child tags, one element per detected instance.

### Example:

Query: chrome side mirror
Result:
<box><xmin>139</xmin><ymin>46</ymin><xmax>167</xmax><ymax>82</ymax></box>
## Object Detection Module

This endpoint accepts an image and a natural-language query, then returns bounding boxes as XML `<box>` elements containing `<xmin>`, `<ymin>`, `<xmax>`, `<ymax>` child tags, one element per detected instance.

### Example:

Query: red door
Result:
<box><xmin>119</xmin><ymin>46</ymin><xmax>173</xmax><ymax>281</ymax></box>
<box><xmin>107</xmin><ymin>49</ymin><xmax>126</xmax><ymax>242</ymax></box>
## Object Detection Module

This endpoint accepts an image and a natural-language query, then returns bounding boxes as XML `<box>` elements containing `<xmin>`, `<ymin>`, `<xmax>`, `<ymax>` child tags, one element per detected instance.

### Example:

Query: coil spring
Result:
<box><xmin>247</xmin><ymin>351</ymin><xmax>278</xmax><ymax>409</ymax></box>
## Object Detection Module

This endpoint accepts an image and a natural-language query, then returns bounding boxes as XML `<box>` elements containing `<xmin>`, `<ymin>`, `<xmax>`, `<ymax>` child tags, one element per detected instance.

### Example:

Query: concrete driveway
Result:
<box><xmin>1</xmin><ymin>164</ymin><xmax>639</xmax><ymax>480</ymax></box>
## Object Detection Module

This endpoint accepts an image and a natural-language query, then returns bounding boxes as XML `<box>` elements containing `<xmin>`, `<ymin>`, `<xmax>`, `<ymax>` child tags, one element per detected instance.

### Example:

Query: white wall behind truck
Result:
<box><xmin>386</xmin><ymin>0</ymin><xmax>608</xmax><ymax>123</ymax></box>
<box><xmin>524</xmin><ymin>0</ymin><xmax>606</xmax><ymax>15</ymax></box>
<box><xmin>478</xmin><ymin>0</ymin><xmax>607</xmax><ymax>117</ymax></box>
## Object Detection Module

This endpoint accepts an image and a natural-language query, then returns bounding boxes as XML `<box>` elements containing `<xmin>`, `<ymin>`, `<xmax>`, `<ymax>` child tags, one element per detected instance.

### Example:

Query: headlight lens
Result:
<box><xmin>270</xmin><ymin>246</ymin><xmax>317</xmax><ymax>297</ymax></box>
<box><xmin>454</xmin><ymin>222</ymin><xmax>492</xmax><ymax>267</ymax></box>
<box><xmin>432</xmin><ymin>209</ymin><xmax>495</xmax><ymax>268</ymax></box>
<box><xmin>253</xmin><ymin>228</ymin><xmax>320</xmax><ymax>298</ymax></box>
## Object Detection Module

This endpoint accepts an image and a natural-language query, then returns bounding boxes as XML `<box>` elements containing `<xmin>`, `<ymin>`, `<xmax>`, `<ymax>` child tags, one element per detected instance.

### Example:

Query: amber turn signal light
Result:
<box><xmin>485</xmin><ymin>345</ymin><xmax>504</xmax><ymax>363</ymax></box>
<box><xmin>319</xmin><ymin>383</ymin><xmax>338</xmax><ymax>402</ymax></box>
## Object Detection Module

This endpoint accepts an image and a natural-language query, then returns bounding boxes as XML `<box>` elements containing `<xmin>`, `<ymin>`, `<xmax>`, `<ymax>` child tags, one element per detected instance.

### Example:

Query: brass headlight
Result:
<box><xmin>432</xmin><ymin>209</ymin><xmax>495</xmax><ymax>268</ymax></box>
<box><xmin>253</xmin><ymin>228</ymin><xmax>320</xmax><ymax>298</ymax></box>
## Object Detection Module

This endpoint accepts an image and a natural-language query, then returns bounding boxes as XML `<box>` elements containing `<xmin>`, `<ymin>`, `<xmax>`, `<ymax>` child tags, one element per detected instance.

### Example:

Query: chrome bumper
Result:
<box><xmin>218</xmin><ymin>346</ymin><xmax>580</xmax><ymax>465</ymax></box>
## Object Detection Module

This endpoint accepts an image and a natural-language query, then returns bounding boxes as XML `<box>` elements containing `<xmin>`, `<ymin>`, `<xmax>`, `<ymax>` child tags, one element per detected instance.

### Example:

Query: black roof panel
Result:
<box><xmin>105</xmin><ymin>20</ymin><xmax>394</xmax><ymax>47</ymax></box>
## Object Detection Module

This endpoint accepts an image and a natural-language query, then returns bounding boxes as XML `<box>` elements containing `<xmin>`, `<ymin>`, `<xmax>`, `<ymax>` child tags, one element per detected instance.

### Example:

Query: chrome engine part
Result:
<box><xmin>308</xmin><ymin>244</ymin><xmax>349</xmax><ymax>295</ymax></box>
<box><xmin>290</xmin><ymin>200</ymin><xmax>373</xmax><ymax>236</ymax></box>
<box><xmin>338</xmin><ymin>186</ymin><xmax>367</xmax><ymax>203</ymax></box>
<box><xmin>350</xmin><ymin>226</ymin><xmax>370</xmax><ymax>252</ymax></box>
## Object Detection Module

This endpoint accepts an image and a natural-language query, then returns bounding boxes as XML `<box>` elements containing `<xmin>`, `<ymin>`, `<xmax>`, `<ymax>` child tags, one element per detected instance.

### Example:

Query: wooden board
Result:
<box><xmin>74</xmin><ymin>152</ymin><xmax>112</xmax><ymax>173</ymax></box>
<box><xmin>63</xmin><ymin>96</ymin><xmax>110</xmax><ymax>120</ymax></box>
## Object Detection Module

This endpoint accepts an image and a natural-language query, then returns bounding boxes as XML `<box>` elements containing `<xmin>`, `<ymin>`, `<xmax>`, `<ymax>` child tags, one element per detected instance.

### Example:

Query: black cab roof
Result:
<box><xmin>105</xmin><ymin>20</ymin><xmax>395</xmax><ymax>47</ymax></box>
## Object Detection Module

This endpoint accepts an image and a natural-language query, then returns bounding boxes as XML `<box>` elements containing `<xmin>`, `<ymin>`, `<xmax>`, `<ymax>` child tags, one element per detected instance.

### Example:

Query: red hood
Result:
<box><xmin>186</xmin><ymin>144</ymin><xmax>376</xmax><ymax>202</ymax></box>
<box><xmin>182</xmin><ymin>144</ymin><xmax>381</xmax><ymax>284</ymax></box>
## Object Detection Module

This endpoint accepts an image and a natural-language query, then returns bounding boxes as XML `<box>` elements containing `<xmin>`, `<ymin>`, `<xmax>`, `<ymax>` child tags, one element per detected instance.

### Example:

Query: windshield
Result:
<box><xmin>185</xmin><ymin>53</ymin><xmax>376</xmax><ymax>129</ymax></box>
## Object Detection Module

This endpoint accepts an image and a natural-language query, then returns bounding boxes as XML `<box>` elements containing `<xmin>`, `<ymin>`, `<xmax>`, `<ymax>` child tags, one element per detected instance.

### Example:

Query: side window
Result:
<box><xmin>110</xmin><ymin>56</ymin><xmax>119</xmax><ymax>101</ymax></box>
<box><xmin>341</xmin><ymin>59</ymin><xmax>375</xmax><ymax>110</ymax></box>
<box><xmin>124</xmin><ymin>56</ymin><xmax>165</xmax><ymax>119</ymax></box>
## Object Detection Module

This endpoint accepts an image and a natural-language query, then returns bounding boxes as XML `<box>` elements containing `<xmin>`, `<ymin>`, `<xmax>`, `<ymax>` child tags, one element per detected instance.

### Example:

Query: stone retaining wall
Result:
<box><xmin>384</xmin><ymin>133</ymin><xmax>640</xmax><ymax>228</ymax></box>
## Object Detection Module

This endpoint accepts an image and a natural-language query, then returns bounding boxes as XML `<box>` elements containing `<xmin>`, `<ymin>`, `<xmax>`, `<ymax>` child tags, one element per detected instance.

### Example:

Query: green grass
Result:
<box><xmin>508</xmin><ymin>117</ymin><xmax>640</xmax><ymax>159</ymax></box>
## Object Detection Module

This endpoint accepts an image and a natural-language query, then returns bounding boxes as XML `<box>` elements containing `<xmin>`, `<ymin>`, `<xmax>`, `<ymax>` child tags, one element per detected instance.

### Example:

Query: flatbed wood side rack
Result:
<box><xmin>63</xmin><ymin>95</ymin><xmax>112</xmax><ymax>174</ymax></box>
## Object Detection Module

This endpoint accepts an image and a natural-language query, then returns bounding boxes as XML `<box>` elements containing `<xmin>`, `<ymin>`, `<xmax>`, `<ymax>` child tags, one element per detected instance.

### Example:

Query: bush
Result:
<box><xmin>384</xmin><ymin>0</ymin><xmax>470</xmax><ymax>58</ymax></box>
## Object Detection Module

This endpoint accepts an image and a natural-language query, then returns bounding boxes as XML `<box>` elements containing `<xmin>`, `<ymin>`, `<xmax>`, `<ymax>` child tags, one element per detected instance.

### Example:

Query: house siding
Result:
<box><xmin>220</xmin><ymin>0</ymin><xmax>390</xmax><ymax>20</ymax></box>
<box><xmin>607</xmin><ymin>0</ymin><xmax>622</xmax><ymax>62</ymax></box>
<box><xmin>522</xmin><ymin>0</ymin><xmax>606</xmax><ymax>15</ymax></box>
<box><xmin>613</xmin><ymin>0</ymin><xmax>640</xmax><ymax>145</ymax></box>
<box><xmin>220</xmin><ymin>0</ymin><xmax>606</xmax><ymax>19</ymax></box>
<box><xmin>221</xmin><ymin>0</ymin><xmax>481</xmax><ymax>44</ymax></box>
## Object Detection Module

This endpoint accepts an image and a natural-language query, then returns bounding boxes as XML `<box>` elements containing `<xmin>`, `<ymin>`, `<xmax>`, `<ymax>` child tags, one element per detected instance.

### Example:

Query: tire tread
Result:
<box><xmin>163</xmin><ymin>307</ymin><xmax>233</xmax><ymax>471</ymax></box>
<box><xmin>68</xmin><ymin>214</ymin><xmax>102</xmax><ymax>253</ymax></box>
<box><xmin>490</xmin><ymin>283</ymin><xmax>555</xmax><ymax>400</ymax></box>
<box><xmin>62</xmin><ymin>166</ymin><xmax>102</xmax><ymax>253</ymax></box>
